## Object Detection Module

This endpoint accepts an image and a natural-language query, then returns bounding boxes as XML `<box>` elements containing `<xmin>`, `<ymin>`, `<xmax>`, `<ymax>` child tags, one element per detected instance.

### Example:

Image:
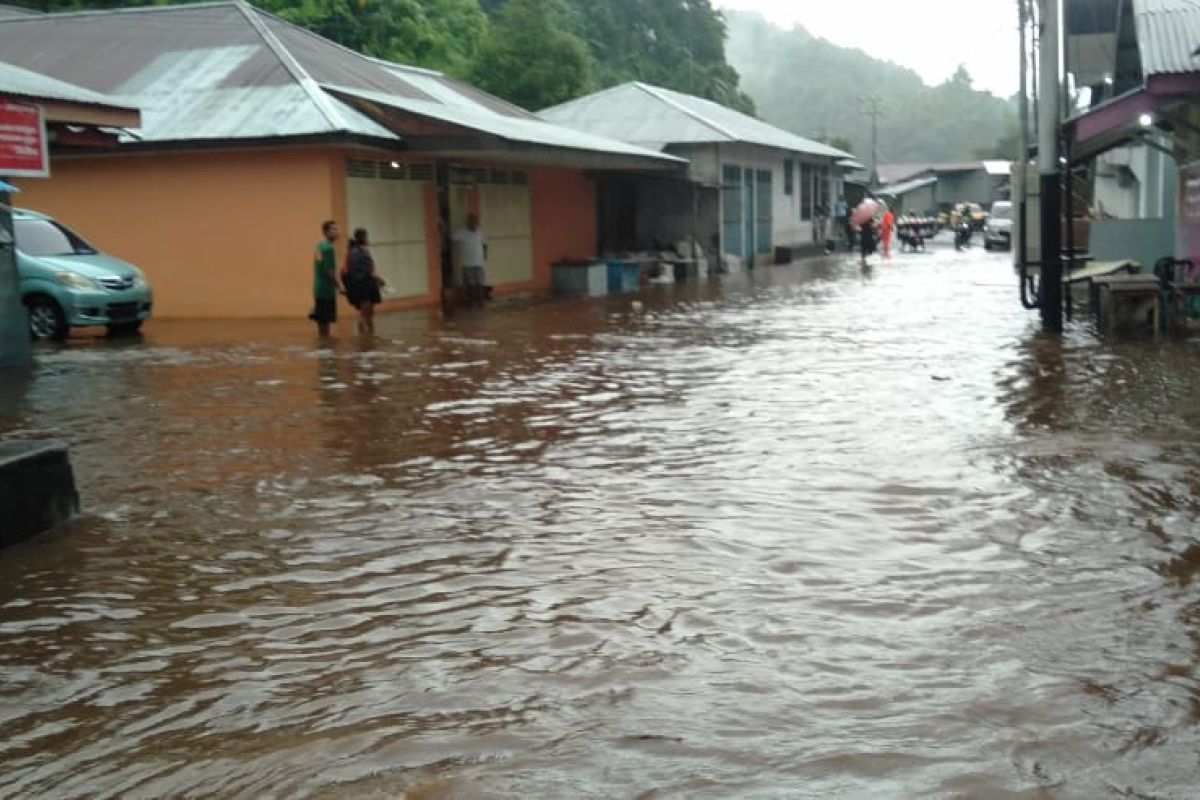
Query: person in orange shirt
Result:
<box><xmin>880</xmin><ymin>206</ymin><xmax>896</xmax><ymax>259</ymax></box>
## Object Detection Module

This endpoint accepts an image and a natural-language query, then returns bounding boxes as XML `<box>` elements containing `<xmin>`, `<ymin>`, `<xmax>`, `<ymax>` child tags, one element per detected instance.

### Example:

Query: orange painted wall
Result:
<box><xmin>15</xmin><ymin>151</ymin><xmax>598</xmax><ymax>316</ymax></box>
<box><xmin>530</xmin><ymin>167</ymin><xmax>597</xmax><ymax>292</ymax></box>
<box><xmin>15</xmin><ymin>148</ymin><xmax>344</xmax><ymax>318</ymax></box>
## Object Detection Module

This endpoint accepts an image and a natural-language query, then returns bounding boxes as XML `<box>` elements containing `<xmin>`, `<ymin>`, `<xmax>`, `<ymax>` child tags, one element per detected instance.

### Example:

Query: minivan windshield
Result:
<box><xmin>14</xmin><ymin>218</ymin><xmax>98</xmax><ymax>257</ymax></box>
<box><xmin>990</xmin><ymin>203</ymin><xmax>1012</xmax><ymax>221</ymax></box>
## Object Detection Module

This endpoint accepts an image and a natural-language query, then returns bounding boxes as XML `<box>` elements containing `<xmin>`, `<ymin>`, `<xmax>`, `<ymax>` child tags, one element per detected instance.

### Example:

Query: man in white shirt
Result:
<box><xmin>452</xmin><ymin>213</ymin><xmax>488</xmax><ymax>308</ymax></box>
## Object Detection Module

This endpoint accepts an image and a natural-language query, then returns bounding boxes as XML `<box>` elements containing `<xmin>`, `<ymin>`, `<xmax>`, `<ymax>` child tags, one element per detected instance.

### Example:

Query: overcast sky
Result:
<box><xmin>716</xmin><ymin>0</ymin><xmax>1020</xmax><ymax>99</ymax></box>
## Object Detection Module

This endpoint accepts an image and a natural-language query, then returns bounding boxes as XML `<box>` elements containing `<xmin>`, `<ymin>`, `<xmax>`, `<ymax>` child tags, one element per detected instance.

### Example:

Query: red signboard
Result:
<box><xmin>0</xmin><ymin>99</ymin><xmax>49</xmax><ymax>178</ymax></box>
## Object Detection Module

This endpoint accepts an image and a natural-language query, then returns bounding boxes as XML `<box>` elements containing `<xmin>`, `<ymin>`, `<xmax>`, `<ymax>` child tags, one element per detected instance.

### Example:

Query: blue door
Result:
<box><xmin>721</xmin><ymin>164</ymin><xmax>742</xmax><ymax>259</ymax></box>
<box><xmin>743</xmin><ymin>168</ymin><xmax>756</xmax><ymax>265</ymax></box>
<box><xmin>756</xmin><ymin>169</ymin><xmax>772</xmax><ymax>255</ymax></box>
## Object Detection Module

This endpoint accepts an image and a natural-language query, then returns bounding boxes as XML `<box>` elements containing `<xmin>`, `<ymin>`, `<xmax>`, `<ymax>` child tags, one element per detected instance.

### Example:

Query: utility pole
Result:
<box><xmin>1037</xmin><ymin>0</ymin><xmax>1063</xmax><ymax>332</ymax></box>
<box><xmin>1017</xmin><ymin>0</ymin><xmax>1030</xmax><ymax>289</ymax></box>
<box><xmin>860</xmin><ymin>95</ymin><xmax>883</xmax><ymax>186</ymax></box>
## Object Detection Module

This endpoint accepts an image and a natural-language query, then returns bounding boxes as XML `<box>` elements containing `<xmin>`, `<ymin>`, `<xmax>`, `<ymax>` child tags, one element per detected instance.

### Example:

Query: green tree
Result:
<box><xmin>469</xmin><ymin>0</ymin><xmax>590</xmax><ymax>110</ymax></box>
<box><xmin>725</xmin><ymin>11</ymin><xmax>1016</xmax><ymax>163</ymax></box>
<box><xmin>260</xmin><ymin>0</ymin><xmax>488</xmax><ymax>76</ymax></box>
<box><xmin>567</xmin><ymin>0</ymin><xmax>754</xmax><ymax>113</ymax></box>
<box><xmin>30</xmin><ymin>0</ymin><xmax>488</xmax><ymax>76</ymax></box>
<box><xmin>823</xmin><ymin>135</ymin><xmax>855</xmax><ymax>154</ymax></box>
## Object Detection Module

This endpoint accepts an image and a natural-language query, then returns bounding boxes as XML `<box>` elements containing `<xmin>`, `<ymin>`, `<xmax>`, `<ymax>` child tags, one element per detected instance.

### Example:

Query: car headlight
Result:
<box><xmin>55</xmin><ymin>271</ymin><xmax>100</xmax><ymax>290</ymax></box>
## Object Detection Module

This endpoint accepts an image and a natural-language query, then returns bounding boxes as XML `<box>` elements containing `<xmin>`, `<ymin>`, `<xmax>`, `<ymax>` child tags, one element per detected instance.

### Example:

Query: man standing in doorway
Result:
<box><xmin>309</xmin><ymin>219</ymin><xmax>341</xmax><ymax>337</ymax></box>
<box><xmin>453</xmin><ymin>213</ymin><xmax>488</xmax><ymax>308</ymax></box>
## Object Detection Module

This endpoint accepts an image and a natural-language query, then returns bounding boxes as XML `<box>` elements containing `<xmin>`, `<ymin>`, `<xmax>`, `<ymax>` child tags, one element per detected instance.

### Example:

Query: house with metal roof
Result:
<box><xmin>875</xmin><ymin>175</ymin><xmax>939</xmax><ymax>215</ymax></box>
<box><xmin>540</xmin><ymin>82</ymin><xmax>852</xmax><ymax>266</ymax></box>
<box><xmin>875</xmin><ymin>162</ymin><xmax>1011</xmax><ymax>212</ymax></box>
<box><xmin>1063</xmin><ymin>0</ymin><xmax>1200</xmax><ymax>271</ymax></box>
<box><xmin>0</xmin><ymin>2</ymin><xmax>681</xmax><ymax>318</ymax></box>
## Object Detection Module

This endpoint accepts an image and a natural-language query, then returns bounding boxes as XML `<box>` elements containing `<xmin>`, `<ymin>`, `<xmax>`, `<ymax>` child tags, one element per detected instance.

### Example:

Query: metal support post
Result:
<box><xmin>1038</xmin><ymin>0</ymin><xmax>1063</xmax><ymax>332</ymax></box>
<box><xmin>0</xmin><ymin>184</ymin><xmax>30</xmax><ymax>367</ymax></box>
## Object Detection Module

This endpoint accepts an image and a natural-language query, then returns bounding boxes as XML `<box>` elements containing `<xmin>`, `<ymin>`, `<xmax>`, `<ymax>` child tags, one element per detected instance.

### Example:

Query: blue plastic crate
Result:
<box><xmin>607</xmin><ymin>260</ymin><xmax>641</xmax><ymax>293</ymax></box>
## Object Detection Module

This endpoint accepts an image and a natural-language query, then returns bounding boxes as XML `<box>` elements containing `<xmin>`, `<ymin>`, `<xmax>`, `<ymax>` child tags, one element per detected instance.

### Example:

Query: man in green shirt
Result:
<box><xmin>309</xmin><ymin>220</ymin><xmax>341</xmax><ymax>336</ymax></box>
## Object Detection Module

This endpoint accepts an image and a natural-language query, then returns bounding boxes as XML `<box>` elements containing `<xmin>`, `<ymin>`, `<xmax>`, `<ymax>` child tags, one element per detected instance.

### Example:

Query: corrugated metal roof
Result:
<box><xmin>325</xmin><ymin>84</ymin><xmax>683</xmax><ymax>164</ymax></box>
<box><xmin>876</xmin><ymin>175</ymin><xmax>937</xmax><ymax>197</ymax></box>
<box><xmin>877</xmin><ymin>162</ymin><xmax>989</xmax><ymax>184</ymax></box>
<box><xmin>0</xmin><ymin>59</ymin><xmax>137</xmax><ymax>111</ymax></box>
<box><xmin>0</xmin><ymin>1</ymin><xmax>673</xmax><ymax>166</ymax></box>
<box><xmin>540</xmin><ymin>82</ymin><xmax>851</xmax><ymax>160</ymax></box>
<box><xmin>0</xmin><ymin>3</ymin><xmax>395</xmax><ymax>144</ymax></box>
<box><xmin>877</xmin><ymin>164</ymin><xmax>933</xmax><ymax>184</ymax></box>
<box><xmin>1133</xmin><ymin>0</ymin><xmax>1200</xmax><ymax>76</ymax></box>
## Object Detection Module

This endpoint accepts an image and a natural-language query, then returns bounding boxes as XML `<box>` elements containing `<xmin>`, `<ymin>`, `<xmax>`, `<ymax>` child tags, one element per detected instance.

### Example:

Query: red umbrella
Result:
<box><xmin>851</xmin><ymin>198</ymin><xmax>880</xmax><ymax>226</ymax></box>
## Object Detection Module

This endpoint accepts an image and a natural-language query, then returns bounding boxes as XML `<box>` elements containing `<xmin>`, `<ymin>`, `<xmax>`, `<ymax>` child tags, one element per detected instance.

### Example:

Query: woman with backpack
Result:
<box><xmin>343</xmin><ymin>228</ymin><xmax>385</xmax><ymax>335</ymax></box>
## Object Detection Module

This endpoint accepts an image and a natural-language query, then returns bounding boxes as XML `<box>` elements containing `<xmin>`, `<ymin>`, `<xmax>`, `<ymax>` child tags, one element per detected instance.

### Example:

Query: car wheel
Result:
<box><xmin>26</xmin><ymin>296</ymin><xmax>68</xmax><ymax>342</ymax></box>
<box><xmin>984</xmin><ymin>241</ymin><xmax>992</xmax><ymax>251</ymax></box>
<box><xmin>107</xmin><ymin>321</ymin><xmax>143</xmax><ymax>337</ymax></box>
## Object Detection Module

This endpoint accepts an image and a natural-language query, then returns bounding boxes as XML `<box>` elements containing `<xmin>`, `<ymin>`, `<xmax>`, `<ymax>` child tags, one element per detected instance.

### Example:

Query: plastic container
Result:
<box><xmin>606</xmin><ymin>260</ymin><xmax>641</xmax><ymax>293</ymax></box>
<box><xmin>552</xmin><ymin>260</ymin><xmax>607</xmax><ymax>296</ymax></box>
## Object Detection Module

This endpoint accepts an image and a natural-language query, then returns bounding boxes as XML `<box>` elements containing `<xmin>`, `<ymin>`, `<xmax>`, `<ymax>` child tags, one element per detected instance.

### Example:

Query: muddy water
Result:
<box><xmin>2</xmin><ymin>245</ymin><xmax>1200</xmax><ymax>798</ymax></box>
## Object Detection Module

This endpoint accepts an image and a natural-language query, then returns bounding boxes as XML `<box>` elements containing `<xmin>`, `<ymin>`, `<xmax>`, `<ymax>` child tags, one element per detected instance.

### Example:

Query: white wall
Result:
<box><xmin>717</xmin><ymin>143</ymin><xmax>837</xmax><ymax>250</ymax></box>
<box><xmin>674</xmin><ymin>143</ymin><xmax>721</xmax><ymax>186</ymax></box>
<box><xmin>1094</xmin><ymin>141</ymin><xmax>1176</xmax><ymax>220</ymax></box>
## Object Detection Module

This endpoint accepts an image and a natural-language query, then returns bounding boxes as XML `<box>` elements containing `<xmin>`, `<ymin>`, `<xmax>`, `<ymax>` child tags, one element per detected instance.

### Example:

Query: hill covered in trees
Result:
<box><xmin>19</xmin><ymin>0</ymin><xmax>753</xmax><ymax>113</ymax></box>
<box><xmin>725</xmin><ymin>11</ymin><xmax>1018</xmax><ymax>163</ymax></box>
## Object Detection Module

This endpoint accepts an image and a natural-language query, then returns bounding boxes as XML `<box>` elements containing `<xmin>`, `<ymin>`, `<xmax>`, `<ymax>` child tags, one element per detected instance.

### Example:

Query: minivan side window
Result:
<box><xmin>14</xmin><ymin>219</ymin><xmax>98</xmax><ymax>257</ymax></box>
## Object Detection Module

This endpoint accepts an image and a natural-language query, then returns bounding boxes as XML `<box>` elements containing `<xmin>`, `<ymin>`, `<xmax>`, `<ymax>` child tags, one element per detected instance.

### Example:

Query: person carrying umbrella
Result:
<box><xmin>859</xmin><ymin>217</ymin><xmax>878</xmax><ymax>267</ymax></box>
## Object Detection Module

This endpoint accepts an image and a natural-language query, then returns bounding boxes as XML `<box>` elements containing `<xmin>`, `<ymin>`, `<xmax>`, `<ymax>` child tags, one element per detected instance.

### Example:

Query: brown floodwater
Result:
<box><xmin>3</xmin><ymin>244</ymin><xmax>1200</xmax><ymax>798</ymax></box>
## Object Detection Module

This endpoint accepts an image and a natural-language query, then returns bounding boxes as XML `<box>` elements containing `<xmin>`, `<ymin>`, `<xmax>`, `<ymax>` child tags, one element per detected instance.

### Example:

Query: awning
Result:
<box><xmin>1069</xmin><ymin>73</ymin><xmax>1200</xmax><ymax>162</ymax></box>
<box><xmin>324</xmin><ymin>84</ymin><xmax>686</xmax><ymax>173</ymax></box>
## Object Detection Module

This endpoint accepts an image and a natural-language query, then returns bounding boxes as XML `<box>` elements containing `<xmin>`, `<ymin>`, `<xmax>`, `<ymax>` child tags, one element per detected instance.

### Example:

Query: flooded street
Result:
<box><xmin>4</xmin><ymin>243</ymin><xmax>1200</xmax><ymax>798</ymax></box>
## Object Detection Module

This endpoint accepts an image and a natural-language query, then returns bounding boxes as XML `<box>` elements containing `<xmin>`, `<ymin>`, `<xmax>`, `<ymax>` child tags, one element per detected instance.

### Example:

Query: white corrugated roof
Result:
<box><xmin>876</xmin><ymin>175</ymin><xmax>937</xmax><ymax>197</ymax></box>
<box><xmin>0</xmin><ymin>3</ymin><xmax>397</xmax><ymax>143</ymax></box>
<box><xmin>540</xmin><ymin>82</ymin><xmax>851</xmax><ymax>160</ymax></box>
<box><xmin>325</xmin><ymin>83</ymin><xmax>683</xmax><ymax>164</ymax></box>
<box><xmin>1134</xmin><ymin>0</ymin><xmax>1200</xmax><ymax>76</ymax></box>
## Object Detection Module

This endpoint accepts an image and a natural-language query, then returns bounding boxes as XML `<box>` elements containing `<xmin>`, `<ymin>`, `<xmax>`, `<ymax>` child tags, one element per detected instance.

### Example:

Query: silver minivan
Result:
<box><xmin>983</xmin><ymin>201</ymin><xmax>1013</xmax><ymax>251</ymax></box>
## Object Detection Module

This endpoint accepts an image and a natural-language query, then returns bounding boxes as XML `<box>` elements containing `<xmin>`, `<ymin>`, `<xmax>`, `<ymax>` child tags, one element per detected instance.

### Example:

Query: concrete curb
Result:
<box><xmin>0</xmin><ymin>440</ymin><xmax>79</xmax><ymax>547</ymax></box>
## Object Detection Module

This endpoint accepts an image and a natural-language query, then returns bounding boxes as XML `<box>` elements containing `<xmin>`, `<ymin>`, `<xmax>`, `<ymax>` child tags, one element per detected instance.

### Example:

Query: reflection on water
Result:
<box><xmin>3</xmin><ymin>246</ymin><xmax>1200</xmax><ymax>797</ymax></box>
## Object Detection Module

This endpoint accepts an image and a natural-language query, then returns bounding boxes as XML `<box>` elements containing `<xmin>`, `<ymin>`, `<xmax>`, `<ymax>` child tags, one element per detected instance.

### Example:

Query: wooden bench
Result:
<box><xmin>1092</xmin><ymin>273</ymin><xmax>1162</xmax><ymax>339</ymax></box>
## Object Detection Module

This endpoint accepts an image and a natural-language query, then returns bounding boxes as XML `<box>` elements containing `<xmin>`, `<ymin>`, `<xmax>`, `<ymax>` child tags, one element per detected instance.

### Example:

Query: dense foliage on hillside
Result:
<box><xmin>24</xmin><ymin>0</ymin><xmax>753</xmax><ymax>113</ymax></box>
<box><xmin>725</xmin><ymin>11</ymin><xmax>1017</xmax><ymax>163</ymax></box>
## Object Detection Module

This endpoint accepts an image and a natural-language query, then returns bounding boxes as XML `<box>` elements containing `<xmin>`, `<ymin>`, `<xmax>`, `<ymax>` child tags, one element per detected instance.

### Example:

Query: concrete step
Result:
<box><xmin>0</xmin><ymin>440</ymin><xmax>79</xmax><ymax>547</ymax></box>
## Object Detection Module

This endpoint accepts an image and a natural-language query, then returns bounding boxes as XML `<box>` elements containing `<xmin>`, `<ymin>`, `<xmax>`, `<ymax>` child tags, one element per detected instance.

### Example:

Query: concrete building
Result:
<box><xmin>540</xmin><ymin>83</ymin><xmax>851</xmax><ymax>266</ymax></box>
<box><xmin>875</xmin><ymin>175</ymin><xmax>938</xmax><ymax>215</ymax></box>
<box><xmin>1064</xmin><ymin>0</ymin><xmax>1199</xmax><ymax>271</ymax></box>
<box><xmin>877</xmin><ymin>162</ymin><xmax>1011</xmax><ymax>211</ymax></box>
<box><xmin>0</xmin><ymin>2</ymin><xmax>679</xmax><ymax>319</ymax></box>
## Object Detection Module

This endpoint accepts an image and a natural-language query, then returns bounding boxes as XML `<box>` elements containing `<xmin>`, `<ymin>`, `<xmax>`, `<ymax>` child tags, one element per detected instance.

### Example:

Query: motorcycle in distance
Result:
<box><xmin>949</xmin><ymin>203</ymin><xmax>975</xmax><ymax>251</ymax></box>
<box><xmin>954</xmin><ymin>219</ymin><xmax>973</xmax><ymax>250</ymax></box>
